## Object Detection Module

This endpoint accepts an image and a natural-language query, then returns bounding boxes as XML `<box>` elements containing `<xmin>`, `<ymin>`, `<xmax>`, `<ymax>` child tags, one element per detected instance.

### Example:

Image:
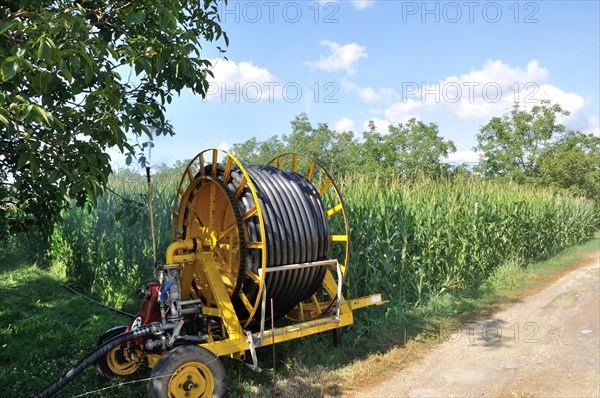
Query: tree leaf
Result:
<box><xmin>1</xmin><ymin>57</ymin><xmax>18</xmax><ymax>81</ymax></box>
<box><xmin>124</xmin><ymin>11</ymin><xmax>146</xmax><ymax>26</ymax></box>
<box><xmin>37</xmin><ymin>37</ymin><xmax>53</xmax><ymax>61</ymax></box>
<box><xmin>0</xmin><ymin>19</ymin><xmax>18</xmax><ymax>35</ymax></box>
<box><xmin>33</xmin><ymin>105</ymin><xmax>50</xmax><ymax>125</ymax></box>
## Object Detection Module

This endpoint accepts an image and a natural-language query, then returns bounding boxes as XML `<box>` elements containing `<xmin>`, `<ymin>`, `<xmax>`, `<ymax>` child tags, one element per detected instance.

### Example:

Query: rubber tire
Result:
<box><xmin>94</xmin><ymin>325</ymin><xmax>133</xmax><ymax>379</ymax></box>
<box><xmin>148</xmin><ymin>346</ymin><xmax>226</xmax><ymax>398</ymax></box>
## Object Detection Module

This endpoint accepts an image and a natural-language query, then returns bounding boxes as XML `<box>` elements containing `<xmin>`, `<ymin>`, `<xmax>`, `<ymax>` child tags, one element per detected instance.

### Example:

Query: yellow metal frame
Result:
<box><xmin>172</xmin><ymin>149</ymin><xmax>268</xmax><ymax>328</ymax></box>
<box><xmin>165</xmin><ymin>149</ymin><xmax>386</xmax><ymax>366</ymax></box>
<box><xmin>164</xmin><ymin>246</ymin><xmax>386</xmax><ymax>360</ymax></box>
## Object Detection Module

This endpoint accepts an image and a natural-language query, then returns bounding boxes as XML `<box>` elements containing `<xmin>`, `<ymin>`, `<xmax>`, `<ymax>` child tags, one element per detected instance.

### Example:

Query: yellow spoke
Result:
<box><xmin>211</xmin><ymin>149</ymin><xmax>218</xmax><ymax>176</ymax></box>
<box><xmin>291</xmin><ymin>153</ymin><xmax>298</xmax><ymax>173</ymax></box>
<box><xmin>217</xmin><ymin>222</ymin><xmax>237</xmax><ymax>240</ymax></box>
<box><xmin>244</xmin><ymin>269</ymin><xmax>261</xmax><ymax>284</ymax></box>
<box><xmin>311</xmin><ymin>294</ymin><xmax>321</xmax><ymax>309</ymax></box>
<box><xmin>326</xmin><ymin>204</ymin><xmax>343</xmax><ymax>218</ymax></box>
<box><xmin>318</xmin><ymin>178</ymin><xmax>331</xmax><ymax>196</ymax></box>
<box><xmin>242</xmin><ymin>206</ymin><xmax>257</xmax><ymax>221</ymax></box>
<box><xmin>209</xmin><ymin>182</ymin><xmax>216</xmax><ymax>230</ymax></box>
<box><xmin>186</xmin><ymin>202</ymin><xmax>203</xmax><ymax>227</ymax></box>
<box><xmin>223</xmin><ymin>156</ymin><xmax>233</xmax><ymax>183</ymax></box>
<box><xmin>234</xmin><ymin>176</ymin><xmax>247</xmax><ymax>200</ymax></box>
<box><xmin>238</xmin><ymin>290</ymin><xmax>254</xmax><ymax>313</ymax></box>
<box><xmin>198</xmin><ymin>154</ymin><xmax>205</xmax><ymax>177</ymax></box>
<box><xmin>306</xmin><ymin>160</ymin><xmax>315</xmax><ymax>181</ymax></box>
<box><xmin>329</xmin><ymin>234</ymin><xmax>348</xmax><ymax>242</ymax></box>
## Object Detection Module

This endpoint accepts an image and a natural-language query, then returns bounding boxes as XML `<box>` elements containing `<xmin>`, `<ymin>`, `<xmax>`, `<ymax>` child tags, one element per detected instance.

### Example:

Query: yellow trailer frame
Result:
<box><xmin>166</xmin><ymin>249</ymin><xmax>386</xmax><ymax>363</ymax></box>
<box><xmin>140</xmin><ymin>149</ymin><xmax>387</xmax><ymax>396</ymax></box>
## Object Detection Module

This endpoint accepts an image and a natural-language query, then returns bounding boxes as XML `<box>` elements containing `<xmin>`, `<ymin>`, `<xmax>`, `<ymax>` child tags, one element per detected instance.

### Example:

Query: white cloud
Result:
<box><xmin>218</xmin><ymin>141</ymin><xmax>231</xmax><ymax>152</ymax></box>
<box><xmin>384</xmin><ymin>99</ymin><xmax>422</xmax><ymax>121</ymax></box>
<box><xmin>342</xmin><ymin>78</ymin><xmax>398</xmax><ymax>104</ymax></box>
<box><xmin>351</xmin><ymin>0</ymin><xmax>376</xmax><ymax>10</ymax></box>
<box><xmin>381</xmin><ymin>59</ymin><xmax>592</xmax><ymax>132</ymax></box>
<box><xmin>209</xmin><ymin>59</ymin><xmax>276</xmax><ymax>86</ymax></box>
<box><xmin>305</xmin><ymin>41</ymin><xmax>367</xmax><ymax>75</ymax></box>
<box><xmin>362</xmin><ymin>118</ymin><xmax>392</xmax><ymax>134</ymax></box>
<box><xmin>444</xmin><ymin>151</ymin><xmax>481</xmax><ymax>164</ymax></box>
<box><xmin>333</xmin><ymin>117</ymin><xmax>356</xmax><ymax>132</ymax></box>
<box><xmin>205</xmin><ymin>59</ymin><xmax>281</xmax><ymax>102</ymax></box>
<box><xmin>586</xmin><ymin>116</ymin><xmax>599</xmax><ymax>137</ymax></box>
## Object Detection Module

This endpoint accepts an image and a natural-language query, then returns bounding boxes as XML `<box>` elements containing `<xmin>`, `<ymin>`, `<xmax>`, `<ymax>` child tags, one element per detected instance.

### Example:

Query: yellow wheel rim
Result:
<box><xmin>172</xmin><ymin>149</ymin><xmax>268</xmax><ymax>328</ymax></box>
<box><xmin>168</xmin><ymin>361</ymin><xmax>214</xmax><ymax>398</ymax></box>
<box><xmin>106</xmin><ymin>346</ymin><xmax>140</xmax><ymax>376</ymax></box>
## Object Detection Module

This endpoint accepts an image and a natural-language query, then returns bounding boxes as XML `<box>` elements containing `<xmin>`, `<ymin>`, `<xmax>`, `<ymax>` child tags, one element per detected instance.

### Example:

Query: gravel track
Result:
<box><xmin>352</xmin><ymin>253</ymin><xmax>600</xmax><ymax>398</ymax></box>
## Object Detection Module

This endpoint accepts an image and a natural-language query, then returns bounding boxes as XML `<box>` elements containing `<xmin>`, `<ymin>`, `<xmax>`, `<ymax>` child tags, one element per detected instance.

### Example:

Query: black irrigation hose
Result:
<box><xmin>35</xmin><ymin>323</ymin><xmax>164</xmax><ymax>398</ymax></box>
<box><xmin>183</xmin><ymin>163</ymin><xmax>331</xmax><ymax>324</ymax></box>
<box><xmin>232</xmin><ymin>165</ymin><xmax>329</xmax><ymax>322</ymax></box>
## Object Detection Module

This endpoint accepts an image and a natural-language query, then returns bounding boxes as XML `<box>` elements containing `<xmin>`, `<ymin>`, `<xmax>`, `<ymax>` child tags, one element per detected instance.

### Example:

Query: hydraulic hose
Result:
<box><xmin>35</xmin><ymin>323</ymin><xmax>165</xmax><ymax>398</ymax></box>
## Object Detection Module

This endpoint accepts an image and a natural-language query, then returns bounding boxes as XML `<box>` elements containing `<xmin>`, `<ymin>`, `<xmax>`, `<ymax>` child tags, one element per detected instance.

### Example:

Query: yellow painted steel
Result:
<box><xmin>146</xmin><ymin>353</ymin><xmax>160</xmax><ymax>369</ymax></box>
<box><xmin>162</xmin><ymin>149</ymin><xmax>384</xmax><ymax>371</ymax></box>
<box><xmin>163</xmin><ymin>224</ymin><xmax>383</xmax><ymax>365</ymax></box>
<box><xmin>168</xmin><ymin>361</ymin><xmax>214</xmax><ymax>398</ymax></box>
<box><xmin>347</xmin><ymin>294</ymin><xmax>389</xmax><ymax>310</ymax></box>
<box><xmin>106</xmin><ymin>347</ymin><xmax>140</xmax><ymax>376</ymax></box>
<box><xmin>172</xmin><ymin>149</ymin><xmax>268</xmax><ymax>328</ymax></box>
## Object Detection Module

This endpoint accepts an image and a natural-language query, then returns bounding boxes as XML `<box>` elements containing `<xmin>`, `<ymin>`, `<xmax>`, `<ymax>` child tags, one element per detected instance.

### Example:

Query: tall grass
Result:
<box><xmin>52</xmin><ymin>170</ymin><xmax>598</xmax><ymax>310</ymax></box>
<box><xmin>342</xmin><ymin>176</ymin><xmax>598</xmax><ymax>307</ymax></box>
<box><xmin>53</xmin><ymin>171</ymin><xmax>176</xmax><ymax>308</ymax></box>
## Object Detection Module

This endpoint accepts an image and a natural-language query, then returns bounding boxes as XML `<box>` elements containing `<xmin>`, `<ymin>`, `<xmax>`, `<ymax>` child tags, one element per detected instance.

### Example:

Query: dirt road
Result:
<box><xmin>353</xmin><ymin>254</ymin><xmax>600</xmax><ymax>398</ymax></box>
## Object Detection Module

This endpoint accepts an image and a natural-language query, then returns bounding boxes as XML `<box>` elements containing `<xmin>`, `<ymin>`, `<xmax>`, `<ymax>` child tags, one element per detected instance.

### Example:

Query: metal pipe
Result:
<box><xmin>146</xmin><ymin>166</ymin><xmax>157</xmax><ymax>267</ymax></box>
<box><xmin>258</xmin><ymin>259</ymin><xmax>336</xmax><ymax>275</ymax></box>
<box><xmin>165</xmin><ymin>238</ymin><xmax>196</xmax><ymax>265</ymax></box>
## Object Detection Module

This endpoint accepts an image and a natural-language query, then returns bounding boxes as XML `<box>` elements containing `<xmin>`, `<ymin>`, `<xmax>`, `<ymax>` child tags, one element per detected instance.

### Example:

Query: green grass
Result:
<box><xmin>1</xmin><ymin>236</ymin><xmax>597</xmax><ymax>397</ymax></box>
<box><xmin>0</xmin><ymin>250</ymin><xmax>146</xmax><ymax>397</ymax></box>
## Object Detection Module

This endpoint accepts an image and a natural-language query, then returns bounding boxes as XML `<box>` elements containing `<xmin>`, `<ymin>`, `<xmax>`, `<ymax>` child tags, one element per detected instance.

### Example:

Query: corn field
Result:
<box><xmin>51</xmin><ymin>169</ymin><xmax>599</xmax><ymax>310</ymax></box>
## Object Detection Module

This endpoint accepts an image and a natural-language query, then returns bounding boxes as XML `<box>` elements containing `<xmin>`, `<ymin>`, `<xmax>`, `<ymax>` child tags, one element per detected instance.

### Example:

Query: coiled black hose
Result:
<box><xmin>228</xmin><ymin>165</ymin><xmax>330</xmax><ymax>323</ymax></box>
<box><xmin>183</xmin><ymin>163</ymin><xmax>331</xmax><ymax>324</ymax></box>
<box><xmin>35</xmin><ymin>323</ymin><xmax>164</xmax><ymax>398</ymax></box>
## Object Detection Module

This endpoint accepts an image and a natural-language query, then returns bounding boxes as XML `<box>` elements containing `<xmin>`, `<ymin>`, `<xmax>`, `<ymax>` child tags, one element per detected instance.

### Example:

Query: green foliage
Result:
<box><xmin>0</xmin><ymin>259</ymin><xmax>144</xmax><ymax>397</ymax></box>
<box><xmin>342</xmin><ymin>175</ymin><xmax>597</xmax><ymax>307</ymax></box>
<box><xmin>2</xmin><ymin>229</ymin><xmax>598</xmax><ymax>397</ymax></box>
<box><xmin>536</xmin><ymin>131</ymin><xmax>600</xmax><ymax>205</ymax></box>
<box><xmin>231</xmin><ymin>113</ymin><xmax>457</xmax><ymax>177</ymax></box>
<box><xmin>0</xmin><ymin>1</ymin><xmax>228</xmax><ymax>233</ymax></box>
<box><xmin>475</xmin><ymin>101</ymin><xmax>569</xmax><ymax>182</ymax></box>
<box><xmin>475</xmin><ymin>101</ymin><xmax>600</xmax><ymax>204</ymax></box>
<box><xmin>50</xmin><ymin>162</ymin><xmax>598</xmax><ymax>309</ymax></box>
<box><xmin>53</xmin><ymin>171</ymin><xmax>175</xmax><ymax>308</ymax></box>
<box><xmin>364</xmin><ymin>118</ymin><xmax>457</xmax><ymax>177</ymax></box>
<box><xmin>476</xmin><ymin>100</ymin><xmax>570</xmax><ymax>182</ymax></box>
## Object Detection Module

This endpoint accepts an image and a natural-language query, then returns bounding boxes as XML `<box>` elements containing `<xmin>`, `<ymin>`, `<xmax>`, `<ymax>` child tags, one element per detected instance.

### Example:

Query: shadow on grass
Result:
<box><xmin>0</xmin><ymin>256</ymin><xmax>137</xmax><ymax>397</ymax></box>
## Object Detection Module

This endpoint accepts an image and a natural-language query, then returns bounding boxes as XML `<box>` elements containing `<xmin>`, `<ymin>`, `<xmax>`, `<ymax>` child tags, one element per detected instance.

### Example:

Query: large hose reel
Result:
<box><xmin>172</xmin><ymin>149</ymin><xmax>349</xmax><ymax>328</ymax></box>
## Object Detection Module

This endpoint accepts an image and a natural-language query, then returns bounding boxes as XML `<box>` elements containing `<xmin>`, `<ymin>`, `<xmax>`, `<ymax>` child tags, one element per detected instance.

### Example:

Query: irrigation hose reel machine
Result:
<box><xmin>53</xmin><ymin>149</ymin><xmax>386</xmax><ymax>397</ymax></box>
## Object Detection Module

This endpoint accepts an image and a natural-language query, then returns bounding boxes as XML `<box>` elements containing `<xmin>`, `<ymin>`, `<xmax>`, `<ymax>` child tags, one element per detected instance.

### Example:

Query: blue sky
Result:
<box><xmin>130</xmin><ymin>0</ymin><xmax>599</xmax><ymax>170</ymax></box>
